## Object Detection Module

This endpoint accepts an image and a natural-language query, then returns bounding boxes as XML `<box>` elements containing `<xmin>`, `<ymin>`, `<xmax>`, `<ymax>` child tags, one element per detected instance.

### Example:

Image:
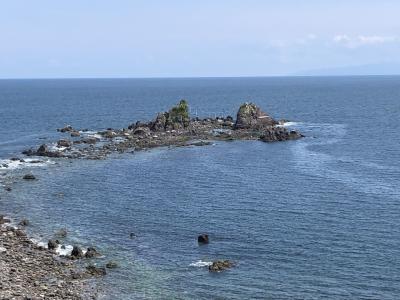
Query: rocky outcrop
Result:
<box><xmin>260</xmin><ymin>128</ymin><xmax>303</xmax><ymax>142</ymax></box>
<box><xmin>23</xmin><ymin>174</ymin><xmax>36</xmax><ymax>180</ymax></box>
<box><xmin>150</xmin><ymin>100</ymin><xmax>190</xmax><ymax>131</ymax></box>
<box><xmin>234</xmin><ymin>102</ymin><xmax>277</xmax><ymax>129</ymax></box>
<box><xmin>57</xmin><ymin>139</ymin><xmax>72</xmax><ymax>148</ymax></box>
<box><xmin>20</xmin><ymin>100</ymin><xmax>302</xmax><ymax>160</ymax></box>
<box><xmin>208</xmin><ymin>260</ymin><xmax>234</xmax><ymax>272</ymax></box>
<box><xmin>48</xmin><ymin>239</ymin><xmax>59</xmax><ymax>250</ymax></box>
<box><xmin>70</xmin><ymin>246</ymin><xmax>83</xmax><ymax>259</ymax></box>
<box><xmin>22</xmin><ymin>144</ymin><xmax>65</xmax><ymax>158</ymax></box>
<box><xmin>198</xmin><ymin>234</ymin><xmax>209</xmax><ymax>244</ymax></box>
<box><xmin>85</xmin><ymin>247</ymin><xmax>100</xmax><ymax>258</ymax></box>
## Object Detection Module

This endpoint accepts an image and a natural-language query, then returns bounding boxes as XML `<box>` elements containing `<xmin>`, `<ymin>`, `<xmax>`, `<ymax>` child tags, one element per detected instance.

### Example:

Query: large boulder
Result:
<box><xmin>234</xmin><ymin>103</ymin><xmax>277</xmax><ymax>129</ymax></box>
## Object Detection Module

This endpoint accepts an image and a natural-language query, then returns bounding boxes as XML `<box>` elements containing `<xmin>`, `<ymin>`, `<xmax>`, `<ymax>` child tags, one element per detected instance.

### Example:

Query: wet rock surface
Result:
<box><xmin>208</xmin><ymin>260</ymin><xmax>235</xmax><ymax>272</ymax></box>
<box><xmin>0</xmin><ymin>222</ymin><xmax>98</xmax><ymax>299</ymax></box>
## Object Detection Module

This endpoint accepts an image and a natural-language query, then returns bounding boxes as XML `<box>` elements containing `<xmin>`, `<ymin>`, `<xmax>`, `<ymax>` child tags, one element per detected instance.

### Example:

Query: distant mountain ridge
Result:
<box><xmin>293</xmin><ymin>62</ymin><xmax>400</xmax><ymax>76</ymax></box>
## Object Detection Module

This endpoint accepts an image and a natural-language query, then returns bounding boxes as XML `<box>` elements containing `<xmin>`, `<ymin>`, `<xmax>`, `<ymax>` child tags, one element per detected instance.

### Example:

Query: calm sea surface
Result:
<box><xmin>0</xmin><ymin>77</ymin><xmax>400</xmax><ymax>299</ymax></box>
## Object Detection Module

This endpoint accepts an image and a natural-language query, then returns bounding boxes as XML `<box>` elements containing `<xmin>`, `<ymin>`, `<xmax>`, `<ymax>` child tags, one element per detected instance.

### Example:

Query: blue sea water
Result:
<box><xmin>0</xmin><ymin>77</ymin><xmax>400</xmax><ymax>299</ymax></box>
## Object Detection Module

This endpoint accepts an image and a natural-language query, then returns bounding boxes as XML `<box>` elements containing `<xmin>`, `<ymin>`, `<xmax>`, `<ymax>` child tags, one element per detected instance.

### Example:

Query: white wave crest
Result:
<box><xmin>189</xmin><ymin>260</ymin><xmax>212</xmax><ymax>267</ymax></box>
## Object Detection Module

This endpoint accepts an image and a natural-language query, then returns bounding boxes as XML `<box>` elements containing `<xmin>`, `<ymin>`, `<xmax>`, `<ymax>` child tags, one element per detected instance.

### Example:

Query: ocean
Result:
<box><xmin>0</xmin><ymin>76</ymin><xmax>399</xmax><ymax>299</ymax></box>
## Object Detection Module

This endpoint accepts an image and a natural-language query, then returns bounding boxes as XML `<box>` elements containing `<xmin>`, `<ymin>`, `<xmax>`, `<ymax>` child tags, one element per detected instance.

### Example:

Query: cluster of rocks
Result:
<box><xmin>0</xmin><ymin>216</ymin><xmax>99</xmax><ymax>299</ymax></box>
<box><xmin>21</xmin><ymin>101</ymin><xmax>303</xmax><ymax>160</ymax></box>
<box><xmin>197</xmin><ymin>234</ymin><xmax>235</xmax><ymax>273</ymax></box>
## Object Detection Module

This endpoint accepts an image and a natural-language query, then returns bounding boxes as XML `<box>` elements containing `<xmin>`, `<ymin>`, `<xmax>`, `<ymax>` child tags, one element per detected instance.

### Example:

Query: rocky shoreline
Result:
<box><xmin>20</xmin><ymin>101</ymin><xmax>303</xmax><ymax>160</ymax></box>
<box><xmin>0</xmin><ymin>216</ymin><xmax>100</xmax><ymax>299</ymax></box>
<box><xmin>0</xmin><ymin>101</ymin><xmax>302</xmax><ymax>298</ymax></box>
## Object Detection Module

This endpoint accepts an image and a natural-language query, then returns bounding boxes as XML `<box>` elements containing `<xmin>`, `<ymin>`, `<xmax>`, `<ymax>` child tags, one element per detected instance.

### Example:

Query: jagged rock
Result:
<box><xmin>58</xmin><ymin>125</ymin><xmax>73</xmax><ymax>132</ymax></box>
<box><xmin>208</xmin><ymin>260</ymin><xmax>234</xmax><ymax>272</ymax></box>
<box><xmin>37</xmin><ymin>144</ymin><xmax>49</xmax><ymax>155</ymax></box>
<box><xmin>105</xmin><ymin>261</ymin><xmax>118</xmax><ymax>269</ymax></box>
<box><xmin>234</xmin><ymin>102</ymin><xmax>277</xmax><ymax>129</ymax></box>
<box><xmin>86</xmin><ymin>265</ymin><xmax>106</xmax><ymax>276</ymax></box>
<box><xmin>23</xmin><ymin>174</ymin><xmax>36</xmax><ymax>180</ymax></box>
<box><xmin>57</xmin><ymin>139</ymin><xmax>72</xmax><ymax>148</ymax></box>
<box><xmin>85</xmin><ymin>247</ymin><xmax>100</xmax><ymax>258</ymax></box>
<box><xmin>149</xmin><ymin>100</ymin><xmax>190</xmax><ymax>131</ymax></box>
<box><xmin>151</xmin><ymin>112</ymin><xmax>168</xmax><ymax>131</ymax></box>
<box><xmin>48</xmin><ymin>239</ymin><xmax>59</xmax><ymax>250</ymax></box>
<box><xmin>198</xmin><ymin>234</ymin><xmax>209</xmax><ymax>244</ymax></box>
<box><xmin>259</xmin><ymin>127</ymin><xmax>303</xmax><ymax>142</ymax></box>
<box><xmin>71</xmin><ymin>246</ymin><xmax>83</xmax><ymax>258</ymax></box>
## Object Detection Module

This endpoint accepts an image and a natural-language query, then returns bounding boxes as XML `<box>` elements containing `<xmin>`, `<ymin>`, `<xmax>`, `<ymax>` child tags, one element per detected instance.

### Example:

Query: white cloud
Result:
<box><xmin>333</xmin><ymin>34</ymin><xmax>399</xmax><ymax>48</ymax></box>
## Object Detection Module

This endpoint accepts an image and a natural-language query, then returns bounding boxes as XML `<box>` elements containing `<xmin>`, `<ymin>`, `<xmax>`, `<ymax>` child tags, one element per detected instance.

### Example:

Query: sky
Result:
<box><xmin>1</xmin><ymin>0</ymin><xmax>400</xmax><ymax>78</ymax></box>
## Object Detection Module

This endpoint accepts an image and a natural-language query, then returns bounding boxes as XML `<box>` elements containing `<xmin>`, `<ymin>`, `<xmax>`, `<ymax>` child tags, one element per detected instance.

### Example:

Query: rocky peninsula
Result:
<box><xmin>22</xmin><ymin>101</ymin><xmax>303</xmax><ymax>160</ymax></box>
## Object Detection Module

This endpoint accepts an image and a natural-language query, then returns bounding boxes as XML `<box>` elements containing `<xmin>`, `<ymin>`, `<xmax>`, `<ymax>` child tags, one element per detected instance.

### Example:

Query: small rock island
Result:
<box><xmin>23</xmin><ymin>101</ymin><xmax>303</xmax><ymax>159</ymax></box>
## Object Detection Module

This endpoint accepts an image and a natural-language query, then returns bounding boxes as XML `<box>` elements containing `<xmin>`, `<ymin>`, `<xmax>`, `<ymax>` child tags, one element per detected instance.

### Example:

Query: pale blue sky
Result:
<box><xmin>1</xmin><ymin>0</ymin><xmax>400</xmax><ymax>78</ymax></box>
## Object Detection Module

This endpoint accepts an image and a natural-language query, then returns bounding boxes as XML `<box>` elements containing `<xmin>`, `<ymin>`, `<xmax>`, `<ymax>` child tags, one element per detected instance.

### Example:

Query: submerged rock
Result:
<box><xmin>234</xmin><ymin>102</ymin><xmax>277</xmax><ymax>129</ymax></box>
<box><xmin>86</xmin><ymin>265</ymin><xmax>106</xmax><ymax>276</ymax></box>
<box><xmin>208</xmin><ymin>260</ymin><xmax>234</xmax><ymax>272</ymax></box>
<box><xmin>18</xmin><ymin>219</ymin><xmax>30</xmax><ymax>226</ymax></box>
<box><xmin>23</xmin><ymin>174</ymin><xmax>36</xmax><ymax>180</ymax></box>
<box><xmin>105</xmin><ymin>261</ymin><xmax>118</xmax><ymax>269</ymax></box>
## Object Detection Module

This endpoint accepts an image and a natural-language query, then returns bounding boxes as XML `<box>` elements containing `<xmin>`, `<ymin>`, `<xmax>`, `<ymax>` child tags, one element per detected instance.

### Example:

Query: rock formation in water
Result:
<box><xmin>21</xmin><ymin>100</ymin><xmax>303</xmax><ymax>159</ymax></box>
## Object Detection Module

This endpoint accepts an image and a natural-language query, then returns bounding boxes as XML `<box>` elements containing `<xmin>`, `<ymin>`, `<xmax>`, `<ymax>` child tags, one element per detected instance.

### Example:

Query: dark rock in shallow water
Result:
<box><xmin>85</xmin><ymin>247</ymin><xmax>100</xmax><ymax>258</ymax></box>
<box><xmin>198</xmin><ymin>234</ymin><xmax>209</xmax><ymax>244</ymax></box>
<box><xmin>71</xmin><ymin>246</ymin><xmax>83</xmax><ymax>258</ymax></box>
<box><xmin>48</xmin><ymin>239</ymin><xmax>59</xmax><ymax>250</ymax></box>
<box><xmin>259</xmin><ymin>127</ymin><xmax>302</xmax><ymax>142</ymax></box>
<box><xmin>105</xmin><ymin>261</ymin><xmax>118</xmax><ymax>269</ymax></box>
<box><xmin>70</xmin><ymin>131</ymin><xmax>80</xmax><ymax>137</ymax></box>
<box><xmin>23</xmin><ymin>174</ymin><xmax>36</xmax><ymax>180</ymax></box>
<box><xmin>58</xmin><ymin>125</ymin><xmax>73</xmax><ymax>133</ymax></box>
<box><xmin>18</xmin><ymin>219</ymin><xmax>29</xmax><ymax>226</ymax></box>
<box><xmin>57</xmin><ymin>139</ymin><xmax>72</xmax><ymax>148</ymax></box>
<box><xmin>86</xmin><ymin>265</ymin><xmax>106</xmax><ymax>276</ymax></box>
<box><xmin>234</xmin><ymin>102</ymin><xmax>277</xmax><ymax>129</ymax></box>
<box><xmin>208</xmin><ymin>260</ymin><xmax>234</xmax><ymax>272</ymax></box>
